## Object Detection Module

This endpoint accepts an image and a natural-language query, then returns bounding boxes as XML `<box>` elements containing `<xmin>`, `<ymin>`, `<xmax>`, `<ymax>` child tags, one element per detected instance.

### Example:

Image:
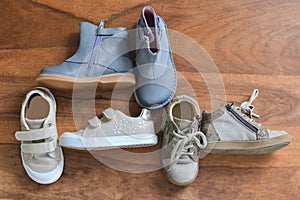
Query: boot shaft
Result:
<box><xmin>66</xmin><ymin>22</ymin><xmax>131</xmax><ymax>68</ymax></box>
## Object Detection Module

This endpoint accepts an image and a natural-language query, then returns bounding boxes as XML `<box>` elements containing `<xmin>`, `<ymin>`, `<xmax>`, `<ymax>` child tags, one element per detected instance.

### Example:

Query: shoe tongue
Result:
<box><xmin>148</xmin><ymin>29</ymin><xmax>155</xmax><ymax>43</ymax></box>
<box><xmin>173</xmin><ymin>117</ymin><xmax>194</xmax><ymax>131</ymax></box>
<box><xmin>25</xmin><ymin>118</ymin><xmax>46</xmax><ymax>129</ymax></box>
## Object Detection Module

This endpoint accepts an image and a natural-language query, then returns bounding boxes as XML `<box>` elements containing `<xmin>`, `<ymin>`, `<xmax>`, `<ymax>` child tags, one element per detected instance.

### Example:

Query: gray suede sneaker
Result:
<box><xmin>59</xmin><ymin>108</ymin><xmax>157</xmax><ymax>150</ymax></box>
<box><xmin>134</xmin><ymin>6</ymin><xmax>177</xmax><ymax>109</ymax></box>
<box><xmin>36</xmin><ymin>20</ymin><xmax>135</xmax><ymax>91</ymax></box>
<box><xmin>161</xmin><ymin>96</ymin><xmax>207</xmax><ymax>186</ymax></box>
<box><xmin>202</xmin><ymin>89</ymin><xmax>291</xmax><ymax>154</ymax></box>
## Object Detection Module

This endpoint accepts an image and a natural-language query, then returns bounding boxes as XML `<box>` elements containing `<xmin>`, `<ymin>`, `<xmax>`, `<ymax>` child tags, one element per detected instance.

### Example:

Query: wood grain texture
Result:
<box><xmin>0</xmin><ymin>0</ymin><xmax>299</xmax><ymax>199</ymax></box>
<box><xmin>0</xmin><ymin>144</ymin><xmax>299</xmax><ymax>199</ymax></box>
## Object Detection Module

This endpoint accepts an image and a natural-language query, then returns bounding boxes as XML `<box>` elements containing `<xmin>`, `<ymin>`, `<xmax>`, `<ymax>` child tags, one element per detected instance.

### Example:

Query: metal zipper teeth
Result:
<box><xmin>226</xmin><ymin>104</ymin><xmax>258</xmax><ymax>133</ymax></box>
<box><xmin>88</xmin><ymin>21</ymin><xmax>104</xmax><ymax>70</ymax></box>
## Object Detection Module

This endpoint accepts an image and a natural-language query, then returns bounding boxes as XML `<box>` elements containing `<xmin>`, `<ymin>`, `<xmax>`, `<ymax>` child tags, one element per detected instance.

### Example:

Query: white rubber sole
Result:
<box><xmin>59</xmin><ymin>132</ymin><xmax>158</xmax><ymax>150</ymax></box>
<box><xmin>22</xmin><ymin>148</ymin><xmax>64</xmax><ymax>184</ymax></box>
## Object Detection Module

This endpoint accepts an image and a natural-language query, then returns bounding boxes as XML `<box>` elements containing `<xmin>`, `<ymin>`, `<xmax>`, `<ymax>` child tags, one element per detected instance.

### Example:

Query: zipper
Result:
<box><xmin>88</xmin><ymin>20</ymin><xmax>105</xmax><ymax>71</ymax></box>
<box><xmin>196</xmin><ymin>115</ymin><xmax>201</xmax><ymax>131</ymax></box>
<box><xmin>226</xmin><ymin>103</ymin><xmax>258</xmax><ymax>133</ymax></box>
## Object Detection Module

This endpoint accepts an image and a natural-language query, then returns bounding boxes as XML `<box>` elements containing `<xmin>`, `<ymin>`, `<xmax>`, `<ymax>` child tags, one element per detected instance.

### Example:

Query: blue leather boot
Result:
<box><xmin>36</xmin><ymin>21</ymin><xmax>135</xmax><ymax>91</ymax></box>
<box><xmin>134</xmin><ymin>6</ymin><xmax>177</xmax><ymax>109</ymax></box>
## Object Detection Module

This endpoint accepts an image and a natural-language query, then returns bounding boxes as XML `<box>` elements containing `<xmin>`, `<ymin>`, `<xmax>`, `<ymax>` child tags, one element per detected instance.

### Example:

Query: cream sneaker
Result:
<box><xmin>59</xmin><ymin>108</ymin><xmax>157</xmax><ymax>150</ymax></box>
<box><xmin>161</xmin><ymin>96</ymin><xmax>207</xmax><ymax>186</ymax></box>
<box><xmin>202</xmin><ymin>89</ymin><xmax>291</xmax><ymax>154</ymax></box>
<box><xmin>15</xmin><ymin>87</ymin><xmax>64</xmax><ymax>184</ymax></box>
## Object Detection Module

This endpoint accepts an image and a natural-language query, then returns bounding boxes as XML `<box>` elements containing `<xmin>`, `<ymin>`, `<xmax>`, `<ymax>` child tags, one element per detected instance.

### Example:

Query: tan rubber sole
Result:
<box><xmin>203</xmin><ymin>134</ymin><xmax>291</xmax><ymax>154</ymax></box>
<box><xmin>36</xmin><ymin>73</ymin><xmax>136</xmax><ymax>91</ymax></box>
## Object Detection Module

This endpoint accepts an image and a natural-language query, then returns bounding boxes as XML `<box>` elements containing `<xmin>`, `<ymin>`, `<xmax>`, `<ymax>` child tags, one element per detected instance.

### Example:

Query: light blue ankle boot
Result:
<box><xmin>37</xmin><ymin>21</ymin><xmax>135</xmax><ymax>91</ymax></box>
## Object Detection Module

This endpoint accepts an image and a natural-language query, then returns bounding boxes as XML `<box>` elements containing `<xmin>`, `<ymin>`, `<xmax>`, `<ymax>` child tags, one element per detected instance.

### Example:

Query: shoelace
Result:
<box><xmin>239</xmin><ymin>89</ymin><xmax>260</xmax><ymax>119</ymax></box>
<box><xmin>170</xmin><ymin>126</ymin><xmax>207</xmax><ymax>163</ymax></box>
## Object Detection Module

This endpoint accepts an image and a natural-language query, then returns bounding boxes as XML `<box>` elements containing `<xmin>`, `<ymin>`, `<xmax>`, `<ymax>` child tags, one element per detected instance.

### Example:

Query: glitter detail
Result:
<box><xmin>138</xmin><ymin>120</ymin><xmax>146</xmax><ymax>129</ymax></box>
<box><xmin>119</xmin><ymin>118</ymin><xmax>127</xmax><ymax>127</ymax></box>
<box><xmin>128</xmin><ymin>123</ymin><xmax>137</xmax><ymax>133</ymax></box>
<box><xmin>113</xmin><ymin>126</ymin><xmax>122</xmax><ymax>135</ymax></box>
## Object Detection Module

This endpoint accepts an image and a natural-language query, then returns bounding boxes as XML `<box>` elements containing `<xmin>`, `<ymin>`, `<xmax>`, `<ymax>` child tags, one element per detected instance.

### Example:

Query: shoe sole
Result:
<box><xmin>203</xmin><ymin>134</ymin><xmax>291</xmax><ymax>154</ymax></box>
<box><xmin>59</xmin><ymin>133</ymin><xmax>157</xmax><ymax>150</ymax></box>
<box><xmin>36</xmin><ymin>73</ymin><xmax>136</xmax><ymax>91</ymax></box>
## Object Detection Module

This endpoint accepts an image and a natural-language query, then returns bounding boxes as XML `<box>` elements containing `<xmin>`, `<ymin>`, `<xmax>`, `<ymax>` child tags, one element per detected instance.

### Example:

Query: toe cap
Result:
<box><xmin>165</xmin><ymin>162</ymin><xmax>199</xmax><ymax>186</ymax></box>
<box><xmin>268</xmin><ymin>130</ymin><xmax>290</xmax><ymax>138</ymax></box>
<box><xmin>135</xmin><ymin>84</ymin><xmax>174</xmax><ymax>108</ymax></box>
<box><xmin>40</xmin><ymin>62</ymin><xmax>80</xmax><ymax>77</ymax></box>
<box><xmin>23</xmin><ymin>149</ymin><xmax>64</xmax><ymax>184</ymax></box>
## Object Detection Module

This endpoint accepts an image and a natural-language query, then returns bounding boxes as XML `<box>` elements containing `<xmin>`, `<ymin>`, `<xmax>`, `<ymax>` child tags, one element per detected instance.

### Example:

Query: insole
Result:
<box><xmin>26</xmin><ymin>95</ymin><xmax>49</xmax><ymax>120</ymax></box>
<box><xmin>172</xmin><ymin>102</ymin><xmax>195</xmax><ymax>124</ymax></box>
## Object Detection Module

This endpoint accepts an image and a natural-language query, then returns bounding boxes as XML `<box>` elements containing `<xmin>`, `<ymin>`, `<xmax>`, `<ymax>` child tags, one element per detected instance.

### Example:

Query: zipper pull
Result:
<box><xmin>99</xmin><ymin>20</ymin><xmax>104</xmax><ymax>29</ymax></box>
<box><xmin>226</xmin><ymin>102</ymin><xmax>234</xmax><ymax>111</ymax></box>
<box><xmin>88</xmin><ymin>20</ymin><xmax>105</xmax><ymax>72</ymax></box>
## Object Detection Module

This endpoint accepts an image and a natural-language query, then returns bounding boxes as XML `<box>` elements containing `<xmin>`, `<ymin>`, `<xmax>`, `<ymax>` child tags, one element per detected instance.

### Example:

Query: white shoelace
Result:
<box><xmin>239</xmin><ymin>89</ymin><xmax>260</xmax><ymax>119</ymax></box>
<box><xmin>170</xmin><ymin>126</ymin><xmax>207</xmax><ymax>163</ymax></box>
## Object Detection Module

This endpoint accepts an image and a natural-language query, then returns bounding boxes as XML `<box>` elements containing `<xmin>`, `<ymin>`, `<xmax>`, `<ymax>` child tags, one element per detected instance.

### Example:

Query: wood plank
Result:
<box><xmin>1</xmin><ymin>0</ymin><xmax>300</xmax><ymax>74</ymax></box>
<box><xmin>0</xmin><ymin>144</ymin><xmax>299</xmax><ymax>199</ymax></box>
<box><xmin>0</xmin><ymin>1</ymin><xmax>82</xmax><ymax>50</ymax></box>
<box><xmin>33</xmin><ymin>0</ymin><xmax>145</xmax><ymax>26</ymax></box>
<box><xmin>0</xmin><ymin>0</ymin><xmax>300</xmax><ymax>198</ymax></box>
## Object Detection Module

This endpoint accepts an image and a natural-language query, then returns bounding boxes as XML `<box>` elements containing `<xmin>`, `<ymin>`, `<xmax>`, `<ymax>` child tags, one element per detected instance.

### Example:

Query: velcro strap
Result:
<box><xmin>96</xmin><ymin>27</ymin><xmax>127</xmax><ymax>36</ymax></box>
<box><xmin>15</xmin><ymin>125</ymin><xmax>56</xmax><ymax>141</ymax></box>
<box><xmin>21</xmin><ymin>140</ymin><xmax>57</xmax><ymax>153</ymax></box>
<box><xmin>103</xmin><ymin>108</ymin><xmax>114</xmax><ymax>120</ymax></box>
<box><xmin>88</xmin><ymin>116</ymin><xmax>101</xmax><ymax>127</ymax></box>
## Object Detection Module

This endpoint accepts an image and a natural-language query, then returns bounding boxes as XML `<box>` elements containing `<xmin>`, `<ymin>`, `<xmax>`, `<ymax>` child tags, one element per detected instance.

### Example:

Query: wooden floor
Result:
<box><xmin>1</xmin><ymin>0</ymin><xmax>300</xmax><ymax>199</ymax></box>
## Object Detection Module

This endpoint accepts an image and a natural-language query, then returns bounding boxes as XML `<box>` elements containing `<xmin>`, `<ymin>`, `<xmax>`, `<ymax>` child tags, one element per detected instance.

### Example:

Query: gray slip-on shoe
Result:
<box><xmin>161</xmin><ymin>96</ymin><xmax>207</xmax><ymax>186</ymax></box>
<box><xmin>134</xmin><ymin>6</ymin><xmax>177</xmax><ymax>109</ymax></box>
<box><xmin>36</xmin><ymin>21</ymin><xmax>135</xmax><ymax>91</ymax></box>
<box><xmin>201</xmin><ymin>89</ymin><xmax>291</xmax><ymax>154</ymax></box>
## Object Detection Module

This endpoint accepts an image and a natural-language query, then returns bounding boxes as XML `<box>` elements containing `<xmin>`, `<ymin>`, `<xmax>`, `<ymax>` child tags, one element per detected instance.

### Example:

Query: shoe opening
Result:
<box><xmin>26</xmin><ymin>94</ymin><xmax>50</xmax><ymax>120</ymax></box>
<box><xmin>143</xmin><ymin>7</ymin><xmax>158</xmax><ymax>54</ymax></box>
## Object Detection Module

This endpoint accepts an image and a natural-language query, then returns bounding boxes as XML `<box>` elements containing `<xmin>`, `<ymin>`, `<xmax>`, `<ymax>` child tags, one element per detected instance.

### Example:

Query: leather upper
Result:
<box><xmin>162</xmin><ymin>95</ymin><xmax>207</xmax><ymax>185</ymax></box>
<box><xmin>202</xmin><ymin>104</ymin><xmax>287</xmax><ymax>142</ymax></box>
<box><xmin>15</xmin><ymin>87</ymin><xmax>64</xmax><ymax>184</ymax></box>
<box><xmin>62</xmin><ymin>108</ymin><xmax>155</xmax><ymax>138</ymax></box>
<box><xmin>41</xmin><ymin>22</ymin><xmax>133</xmax><ymax>78</ymax></box>
<box><xmin>134</xmin><ymin>6</ymin><xmax>177</xmax><ymax>109</ymax></box>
